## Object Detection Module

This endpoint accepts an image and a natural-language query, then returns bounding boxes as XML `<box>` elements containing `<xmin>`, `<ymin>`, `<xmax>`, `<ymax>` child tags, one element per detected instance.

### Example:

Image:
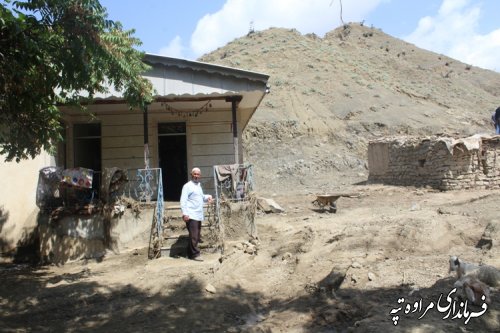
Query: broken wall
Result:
<box><xmin>38</xmin><ymin>206</ymin><xmax>153</xmax><ymax>264</ymax></box>
<box><xmin>368</xmin><ymin>135</ymin><xmax>500</xmax><ymax>190</ymax></box>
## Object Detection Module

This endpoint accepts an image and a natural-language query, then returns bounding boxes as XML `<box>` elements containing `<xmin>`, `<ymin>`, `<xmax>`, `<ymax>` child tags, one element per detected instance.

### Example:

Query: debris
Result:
<box><xmin>244</xmin><ymin>243</ymin><xmax>257</xmax><ymax>255</ymax></box>
<box><xmin>113</xmin><ymin>204</ymin><xmax>125</xmax><ymax>216</ymax></box>
<box><xmin>205</xmin><ymin>284</ymin><xmax>217</xmax><ymax>294</ymax></box>
<box><xmin>351</xmin><ymin>261</ymin><xmax>362</xmax><ymax>268</ymax></box>
<box><xmin>367</xmin><ymin>272</ymin><xmax>375</xmax><ymax>281</ymax></box>
<box><xmin>476</xmin><ymin>220</ymin><xmax>499</xmax><ymax>250</ymax></box>
<box><xmin>249</xmin><ymin>237</ymin><xmax>260</xmax><ymax>246</ymax></box>
<box><xmin>257</xmin><ymin>197</ymin><xmax>285</xmax><ymax>213</ymax></box>
<box><xmin>410</xmin><ymin>203</ymin><xmax>420</xmax><ymax>211</ymax></box>
<box><xmin>437</xmin><ymin>207</ymin><xmax>446</xmax><ymax>214</ymax></box>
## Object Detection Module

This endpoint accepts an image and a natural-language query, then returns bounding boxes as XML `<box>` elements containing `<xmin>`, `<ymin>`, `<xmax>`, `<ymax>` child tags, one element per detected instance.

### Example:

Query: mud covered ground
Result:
<box><xmin>1</xmin><ymin>184</ymin><xmax>499</xmax><ymax>332</ymax></box>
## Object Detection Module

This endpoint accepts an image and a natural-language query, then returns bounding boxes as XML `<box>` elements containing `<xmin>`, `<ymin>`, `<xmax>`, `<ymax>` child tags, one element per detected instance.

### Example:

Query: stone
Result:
<box><xmin>205</xmin><ymin>283</ymin><xmax>216</xmax><ymax>294</ymax></box>
<box><xmin>351</xmin><ymin>261</ymin><xmax>362</xmax><ymax>268</ymax></box>
<box><xmin>476</xmin><ymin>220</ymin><xmax>500</xmax><ymax>250</ymax></box>
<box><xmin>244</xmin><ymin>244</ymin><xmax>256</xmax><ymax>254</ymax></box>
<box><xmin>257</xmin><ymin>197</ymin><xmax>285</xmax><ymax>213</ymax></box>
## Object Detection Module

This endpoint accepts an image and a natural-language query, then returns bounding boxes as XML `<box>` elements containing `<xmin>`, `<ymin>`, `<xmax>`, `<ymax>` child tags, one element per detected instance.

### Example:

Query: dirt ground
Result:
<box><xmin>1</xmin><ymin>184</ymin><xmax>499</xmax><ymax>333</ymax></box>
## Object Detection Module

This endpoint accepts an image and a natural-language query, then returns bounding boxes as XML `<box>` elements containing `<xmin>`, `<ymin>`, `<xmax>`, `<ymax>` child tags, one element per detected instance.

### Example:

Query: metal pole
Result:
<box><xmin>143</xmin><ymin>104</ymin><xmax>149</xmax><ymax>169</ymax></box>
<box><xmin>226</xmin><ymin>96</ymin><xmax>242</xmax><ymax>164</ymax></box>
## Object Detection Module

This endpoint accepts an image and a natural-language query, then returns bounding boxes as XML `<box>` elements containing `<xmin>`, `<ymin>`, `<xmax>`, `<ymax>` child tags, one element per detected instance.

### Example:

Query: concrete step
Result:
<box><xmin>160</xmin><ymin>234</ymin><xmax>189</xmax><ymax>257</ymax></box>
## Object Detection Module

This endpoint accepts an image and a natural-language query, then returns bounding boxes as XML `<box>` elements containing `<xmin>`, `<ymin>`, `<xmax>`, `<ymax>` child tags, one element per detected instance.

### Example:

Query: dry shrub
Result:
<box><xmin>209</xmin><ymin>194</ymin><xmax>258</xmax><ymax>253</ymax></box>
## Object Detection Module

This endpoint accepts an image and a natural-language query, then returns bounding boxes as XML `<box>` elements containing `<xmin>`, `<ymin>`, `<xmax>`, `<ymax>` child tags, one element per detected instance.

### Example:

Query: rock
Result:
<box><xmin>282</xmin><ymin>252</ymin><xmax>293</xmax><ymax>260</ymax></box>
<box><xmin>368</xmin><ymin>272</ymin><xmax>376</xmax><ymax>281</ymax></box>
<box><xmin>205</xmin><ymin>284</ymin><xmax>216</xmax><ymax>294</ymax></box>
<box><xmin>351</xmin><ymin>261</ymin><xmax>362</xmax><ymax>268</ymax></box>
<box><xmin>257</xmin><ymin>197</ymin><xmax>285</xmax><ymax>213</ymax></box>
<box><xmin>249</xmin><ymin>237</ymin><xmax>260</xmax><ymax>246</ymax></box>
<box><xmin>476</xmin><ymin>220</ymin><xmax>500</xmax><ymax>250</ymax></box>
<box><xmin>304</xmin><ymin>282</ymin><xmax>319</xmax><ymax>294</ymax></box>
<box><xmin>244</xmin><ymin>244</ymin><xmax>256</xmax><ymax>254</ymax></box>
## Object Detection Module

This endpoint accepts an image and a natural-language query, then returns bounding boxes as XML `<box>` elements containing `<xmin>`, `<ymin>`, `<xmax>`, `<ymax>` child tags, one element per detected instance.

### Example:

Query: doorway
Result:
<box><xmin>158</xmin><ymin>122</ymin><xmax>187</xmax><ymax>201</ymax></box>
<box><xmin>73</xmin><ymin>123</ymin><xmax>101</xmax><ymax>192</ymax></box>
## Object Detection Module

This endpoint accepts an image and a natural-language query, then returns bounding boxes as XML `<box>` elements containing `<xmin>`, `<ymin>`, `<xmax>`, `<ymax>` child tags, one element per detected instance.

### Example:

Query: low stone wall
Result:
<box><xmin>368</xmin><ymin>135</ymin><xmax>500</xmax><ymax>190</ymax></box>
<box><xmin>38</xmin><ymin>207</ymin><xmax>153</xmax><ymax>264</ymax></box>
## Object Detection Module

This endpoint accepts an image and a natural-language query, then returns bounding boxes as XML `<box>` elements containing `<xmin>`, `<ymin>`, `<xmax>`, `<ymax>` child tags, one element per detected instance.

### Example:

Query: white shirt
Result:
<box><xmin>180</xmin><ymin>180</ymin><xmax>210</xmax><ymax>221</ymax></box>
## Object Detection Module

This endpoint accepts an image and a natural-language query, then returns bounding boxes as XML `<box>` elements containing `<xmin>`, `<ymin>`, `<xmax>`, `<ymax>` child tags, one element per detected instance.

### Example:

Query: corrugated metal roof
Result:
<box><xmin>144</xmin><ymin>53</ymin><xmax>270</xmax><ymax>83</ymax></box>
<box><xmin>92</xmin><ymin>53</ymin><xmax>269</xmax><ymax>102</ymax></box>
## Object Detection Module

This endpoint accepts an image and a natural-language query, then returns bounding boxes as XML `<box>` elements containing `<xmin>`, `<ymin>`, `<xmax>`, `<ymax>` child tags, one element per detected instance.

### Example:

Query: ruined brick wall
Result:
<box><xmin>368</xmin><ymin>136</ymin><xmax>500</xmax><ymax>190</ymax></box>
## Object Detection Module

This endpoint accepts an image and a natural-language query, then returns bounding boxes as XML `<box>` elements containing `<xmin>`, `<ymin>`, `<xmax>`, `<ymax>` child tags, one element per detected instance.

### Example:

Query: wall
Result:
<box><xmin>189</xmin><ymin>108</ymin><xmax>237</xmax><ymax>194</ymax></box>
<box><xmin>38</xmin><ymin>207</ymin><xmax>153</xmax><ymax>264</ymax></box>
<box><xmin>368</xmin><ymin>136</ymin><xmax>500</xmax><ymax>190</ymax></box>
<box><xmin>62</xmin><ymin>103</ymin><xmax>239</xmax><ymax>196</ymax></box>
<box><xmin>0</xmin><ymin>151</ymin><xmax>55</xmax><ymax>252</ymax></box>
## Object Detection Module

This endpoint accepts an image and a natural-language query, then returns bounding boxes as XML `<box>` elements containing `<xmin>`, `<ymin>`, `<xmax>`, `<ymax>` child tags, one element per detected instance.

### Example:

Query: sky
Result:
<box><xmin>99</xmin><ymin>0</ymin><xmax>500</xmax><ymax>72</ymax></box>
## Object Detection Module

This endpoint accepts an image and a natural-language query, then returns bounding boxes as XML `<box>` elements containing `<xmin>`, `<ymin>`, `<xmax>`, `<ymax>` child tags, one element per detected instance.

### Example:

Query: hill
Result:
<box><xmin>199</xmin><ymin>23</ymin><xmax>500</xmax><ymax>194</ymax></box>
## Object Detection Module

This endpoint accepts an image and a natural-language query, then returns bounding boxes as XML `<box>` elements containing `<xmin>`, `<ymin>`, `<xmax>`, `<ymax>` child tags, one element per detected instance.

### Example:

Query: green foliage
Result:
<box><xmin>0</xmin><ymin>0</ymin><xmax>153</xmax><ymax>161</ymax></box>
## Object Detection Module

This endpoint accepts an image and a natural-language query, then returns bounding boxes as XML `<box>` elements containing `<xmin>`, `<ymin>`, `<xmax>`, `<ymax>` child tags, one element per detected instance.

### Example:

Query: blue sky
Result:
<box><xmin>100</xmin><ymin>0</ymin><xmax>500</xmax><ymax>72</ymax></box>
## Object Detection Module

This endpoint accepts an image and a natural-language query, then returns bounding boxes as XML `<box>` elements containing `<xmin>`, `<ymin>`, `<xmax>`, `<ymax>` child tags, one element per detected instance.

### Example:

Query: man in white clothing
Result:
<box><xmin>180</xmin><ymin>167</ymin><xmax>213</xmax><ymax>261</ymax></box>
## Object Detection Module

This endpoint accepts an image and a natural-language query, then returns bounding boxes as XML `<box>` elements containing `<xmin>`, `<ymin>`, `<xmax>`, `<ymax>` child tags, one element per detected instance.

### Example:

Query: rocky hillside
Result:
<box><xmin>199</xmin><ymin>23</ymin><xmax>500</xmax><ymax>194</ymax></box>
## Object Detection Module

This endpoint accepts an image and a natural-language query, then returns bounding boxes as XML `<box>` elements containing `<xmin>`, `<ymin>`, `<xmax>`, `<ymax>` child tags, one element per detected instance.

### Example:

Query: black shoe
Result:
<box><xmin>198</xmin><ymin>239</ymin><xmax>204</xmax><ymax>244</ymax></box>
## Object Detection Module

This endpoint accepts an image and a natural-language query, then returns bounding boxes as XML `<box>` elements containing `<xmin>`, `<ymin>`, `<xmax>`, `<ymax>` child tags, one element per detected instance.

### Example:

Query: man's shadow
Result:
<box><xmin>168</xmin><ymin>235</ymin><xmax>190</xmax><ymax>258</ymax></box>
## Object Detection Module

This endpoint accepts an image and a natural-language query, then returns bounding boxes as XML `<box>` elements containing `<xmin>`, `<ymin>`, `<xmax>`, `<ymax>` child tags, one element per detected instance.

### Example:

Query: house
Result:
<box><xmin>0</xmin><ymin>54</ymin><xmax>270</xmax><ymax>256</ymax></box>
<box><xmin>58</xmin><ymin>54</ymin><xmax>270</xmax><ymax>200</ymax></box>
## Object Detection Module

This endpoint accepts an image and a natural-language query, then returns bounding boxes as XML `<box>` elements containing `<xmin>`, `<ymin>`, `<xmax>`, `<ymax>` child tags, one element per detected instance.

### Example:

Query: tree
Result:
<box><xmin>0</xmin><ymin>0</ymin><xmax>153</xmax><ymax>161</ymax></box>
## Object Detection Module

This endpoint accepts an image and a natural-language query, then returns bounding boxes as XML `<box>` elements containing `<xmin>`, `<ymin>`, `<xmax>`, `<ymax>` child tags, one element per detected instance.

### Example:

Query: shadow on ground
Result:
<box><xmin>0</xmin><ymin>261</ymin><xmax>498</xmax><ymax>333</ymax></box>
